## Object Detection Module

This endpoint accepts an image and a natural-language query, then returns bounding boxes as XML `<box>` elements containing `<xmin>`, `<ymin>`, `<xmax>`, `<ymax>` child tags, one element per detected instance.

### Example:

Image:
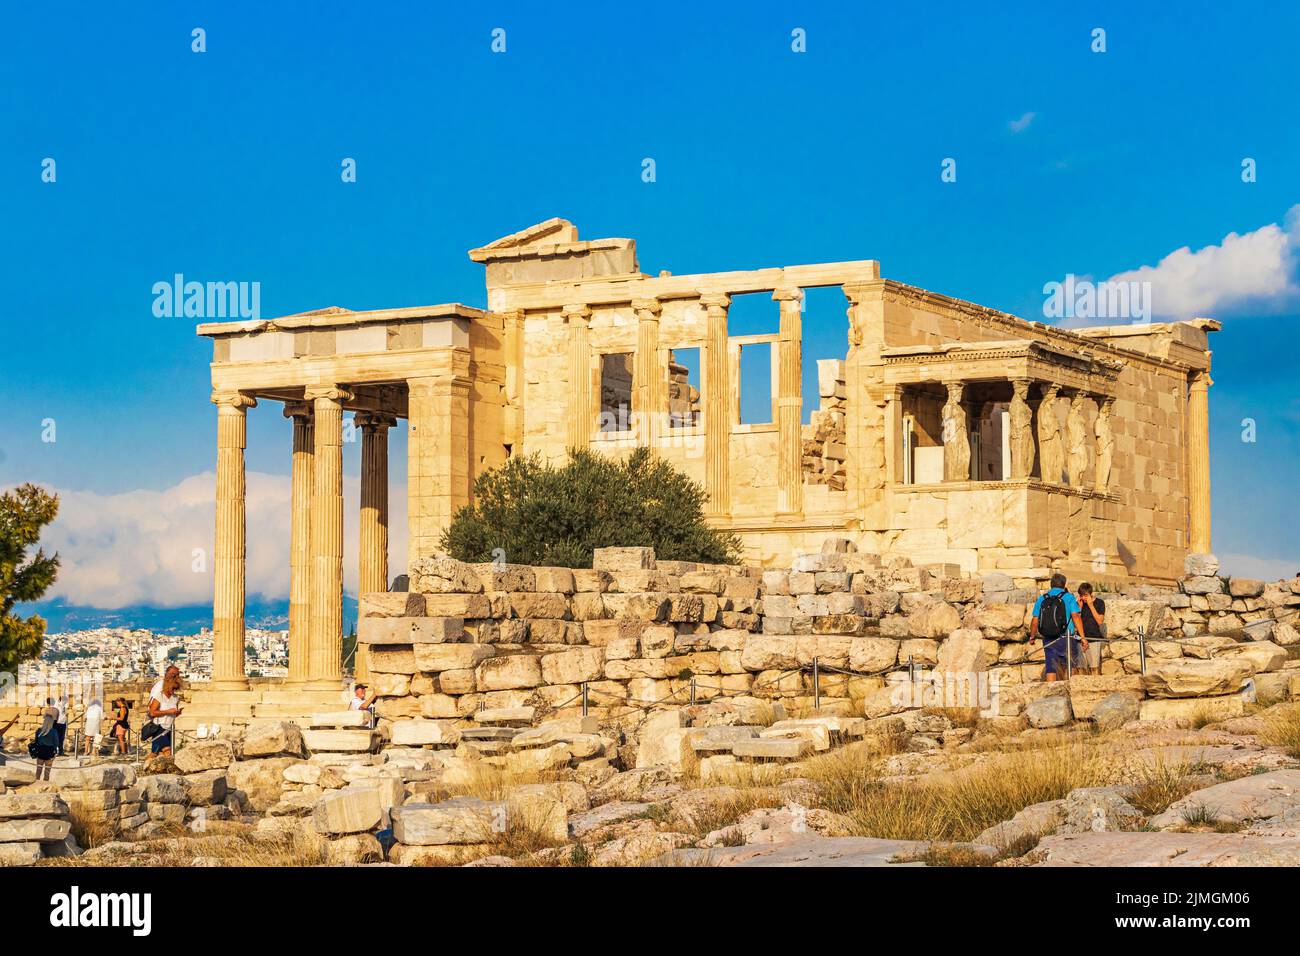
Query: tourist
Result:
<box><xmin>82</xmin><ymin>697</ymin><xmax>105</xmax><ymax>756</ymax></box>
<box><xmin>147</xmin><ymin>666</ymin><xmax>184</xmax><ymax>760</ymax></box>
<box><xmin>111</xmin><ymin>698</ymin><xmax>132</xmax><ymax>754</ymax></box>
<box><xmin>1077</xmin><ymin>583</ymin><xmax>1107</xmax><ymax>675</ymax></box>
<box><xmin>1027</xmin><ymin>572</ymin><xmax>1087</xmax><ymax>682</ymax></box>
<box><xmin>29</xmin><ymin>700</ymin><xmax>61</xmax><ymax>780</ymax></box>
<box><xmin>349</xmin><ymin>683</ymin><xmax>377</xmax><ymax>728</ymax></box>
<box><xmin>54</xmin><ymin>694</ymin><xmax>69</xmax><ymax>755</ymax></box>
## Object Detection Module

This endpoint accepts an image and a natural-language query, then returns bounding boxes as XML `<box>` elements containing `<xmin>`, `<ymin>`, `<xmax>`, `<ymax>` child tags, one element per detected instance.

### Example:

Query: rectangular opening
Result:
<box><xmin>738</xmin><ymin>342</ymin><xmax>773</xmax><ymax>425</ymax></box>
<box><xmin>598</xmin><ymin>352</ymin><xmax>633</xmax><ymax>433</ymax></box>
<box><xmin>667</xmin><ymin>347</ymin><xmax>701</xmax><ymax>428</ymax></box>
<box><xmin>726</xmin><ymin>292</ymin><xmax>779</xmax><ymax>336</ymax></box>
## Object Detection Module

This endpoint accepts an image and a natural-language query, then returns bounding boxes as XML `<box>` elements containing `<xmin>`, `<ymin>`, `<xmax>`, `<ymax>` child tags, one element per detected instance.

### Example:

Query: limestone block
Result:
<box><xmin>593</xmin><ymin>547</ymin><xmax>656</xmax><ymax>571</ymax></box>
<box><xmin>413</xmin><ymin>642</ymin><xmax>494</xmax><ymax>672</ymax></box>
<box><xmin>0</xmin><ymin>792</ymin><xmax>69</xmax><ymax>819</ymax></box>
<box><xmin>389</xmin><ymin>842</ymin><xmax>497</xmax><ymax>865</ymax></box>
<box><xmin>1139</xmin><ymin>694</ymin><xmax>1245</xmax><ymax>725</ymax></box>
<box><xmin>359</xmin><ymin>591</ymin><xmax>427</xmax><ymax>618</ymax></box>
<box><xmin>899</xmin><ymin>639</ymin><xmax>939</xmax><ymax>666</ymax></box>
<box><xmin>1025</xmin><ymin>695</ymin><xmax>1073</xmax><ymax>729</ymax></box>
<box><xmin>907</xmin><ymin>602</ymin><xmax>962</xmax><ymax>639</ymax></box>
<box><xmin>640</xmin><ymin>624</ymin><xmax>676</xmax><ymax>658</ymax></box>
<box><xmin>326</xmin><ymin>832</ymin><xmax>384</xmax><ymax>865</ymax></box>
<box><xmin>410</xmin><ymin>557</ymin><xmax>484</xmax><ymax>593</ymax></box>
<box><xmin>509</xmin><ymin>592</ymin><xmax>570</xmax><ymax>619</ymax></box>
<box><xmin>1214</xmin><ymin>641</ymin><xmax>1287</xmax><ymax>673</ymax></box>
<box><xmin>635</xmin><ymin>710</ymin><xmax>692</xmax><ymax>771</ymax></box>
<box><xmin>47</xmin><ymin>766</ymin><xmax>128</xmax><ymax>790</ymax></box>
<box><xmin>541</xmin><ymin>646</ymin><xmax>605</xmax><ymax>684</ymax></box>
<box><xmin>0</xmin><ymin>842</ymin><xmax>42</xmax><ymax>865</ymax></box>
<box><xmin>313</xmin><ymin>786</ymin><xmax>384</xmax><ymax>835</ymax></box>
<box><xmin>0</xmin><ymin>818</ymin><xmax>71</xmax><ymax>843</ymax></box>
<box><xmin>303</xmin><ymin>729</ymin><xmax>378</xmax><ymax>753</ymax></box>
<box><xmin>1184</xmin><ymin>553</ymin><xmax>1219</xmax><ymax>576</ymax></box>
<box><xmin>175</xmin><ymin>740</ymin><xmax>235</xmax><ymax>773</ymax></box>
<box><xmin>421</xmin><ymin>593</ymin><xmax>492</xmax><ymax>617</ymax></box>
<box><xmin>848</xmin><ymin>637</ymin><xmax>899</xmax><ymax>674</ymax></box>
<box><xmin>476</xmin><ymin>654</ymin><xmax>543</xmax><ymax>690</ymax></box>
<box><xmin>242</xmin><ymin>721</ymin><xmax>307</xmax><ymax>759</ymax></box>
<box><xmin>1228</xmin><ymin>577</ymin><xmax>1266</xmax><ymax>598</ymax></box>
<box><xmin>389</xmin><ymin>719</ymin><xmax>461</xmax><ymax>747</ymax></box>
<box><xmin>1067</xmin><ymin>674</ymin><xmax>1144</xmax><ymax>720</ymax></box>
<box><xmin>1141</xmin><ymin>658</ymin><xmax>1255</xmax><ymax>698</ymax></box>
<box><xmin>1182</xmin><ymin>576</ymin><xmax>1224</xmax><ymax>595</ymax></box>
<box><xmin>1103</xmin><ymin>600</ymin><xmax>1163</xmax><ymax>638</ymax></box>
<box><xmin>358</xmin><ymin>616</ymin><xmax>464</xmax><ymax>644</ymax></box>
<box><xmin>936</xmin><ymin>629</ymin><xmax>991</xmax><ymax>673</ymax></box>
<box><xmin>393</xmin><ymin>798</ymin><xmax>505</xmax><ymax>846</ymax></box>
<box><xmin>739</xmin><ymin>635</ymin><xmax>798</xmax><ymax>671</ymax></box>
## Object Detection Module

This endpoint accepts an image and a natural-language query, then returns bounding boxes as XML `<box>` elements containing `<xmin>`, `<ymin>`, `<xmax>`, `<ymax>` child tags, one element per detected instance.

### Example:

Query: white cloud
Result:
<box><xmin>31</xmin><ymin>472</ymin><xmax>408</xmax><ymax>609</ymax></box>
<box><xmin>1216</xmin><ymin>552</ymin><xmax>1300</xmax><ymax>583</ymax></box>
<box><xmin>1008</xmin><ymin>111</ymin><xmax>1036</xmax><ymax>133</ymax></box>
<box><xmin>1104</xmin><ymin>205</ymin><xmax>1300</xmax><ymax>320</ymax></box>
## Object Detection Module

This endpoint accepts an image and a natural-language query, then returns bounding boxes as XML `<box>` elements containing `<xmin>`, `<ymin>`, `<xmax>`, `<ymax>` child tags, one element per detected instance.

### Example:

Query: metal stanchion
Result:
<box><xmin>581</xmin><ymin>682</ymin><xmax>589</xmax><ymax>717</ymax></box>
<box><xmin>812</xmin><ymin>657</ymin><xmax>821</xmax><ymax>711</ymax></box>
<box><xmin>689</xmin><ymin>677</ymin><xmax>697</xmax><ymax>706</ymax></box>
<box><xmin>908</xmin><ymin>654</ymin><xmax>916</xmax><ymax>685</ymax></box>
<box><xmin>1138</xmin><ymin>625</ymin><xmax>1147</xmax><ymax>675</ymax></box>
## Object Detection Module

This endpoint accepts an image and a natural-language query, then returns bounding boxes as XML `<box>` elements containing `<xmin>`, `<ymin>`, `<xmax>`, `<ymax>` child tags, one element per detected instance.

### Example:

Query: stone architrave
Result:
<box><xmin>941</xmin><ymin>382</ymin><xmax>969</xmax><ymax>481</ymax></box>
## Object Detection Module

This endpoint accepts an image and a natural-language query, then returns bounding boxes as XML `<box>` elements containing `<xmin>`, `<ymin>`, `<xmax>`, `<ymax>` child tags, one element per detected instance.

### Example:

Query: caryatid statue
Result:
<box><xmin>1066</xmin><ymin>391</ymin><xmax>1091</xmax><ymax>487</ymax></box>
<box><xmin>1009</xmin><ymin>379</ymin><xmax>1034</xmax><ymax>478</ymax></box>
<box><xmin>1036</xmin><ymin>383</ymin><xmax>1064</xmax><ymax>483</ymax></box>
<box><xmin>942</xmin><ymin>382</ymin><xmax>970</xmax><ymax>481</ymax></box>
<box><xmin>1095</xmin><ymin>396</ymin><xmax>1115</xmax><ymax>492</ymax></box>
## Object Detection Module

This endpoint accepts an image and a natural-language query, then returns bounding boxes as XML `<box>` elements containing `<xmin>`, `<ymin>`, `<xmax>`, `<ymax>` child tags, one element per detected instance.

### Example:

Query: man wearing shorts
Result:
<box><xmin>1028</xmin><ymin>573</ymin><xmax>1087</xmax><ymax>681</ymax></box>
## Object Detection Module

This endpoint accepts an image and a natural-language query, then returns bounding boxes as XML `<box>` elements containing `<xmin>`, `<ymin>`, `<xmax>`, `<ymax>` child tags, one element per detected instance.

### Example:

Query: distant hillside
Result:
<box><xmin>18</xmin><ymin>596</ymin><xmax>360</xmax><ymax>636</ymax></box>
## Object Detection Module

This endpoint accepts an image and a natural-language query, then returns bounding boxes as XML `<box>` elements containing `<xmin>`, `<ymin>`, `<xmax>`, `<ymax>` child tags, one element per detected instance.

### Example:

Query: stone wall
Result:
<box><xmin>357</xmin><ymin>546</ymin><xmax>1300</xmax><ymax>735</ymax></box>
<box><xmin>802</xmin><ymin>359</ymin><xmax>847</xmax><ymax>490</ymax></box>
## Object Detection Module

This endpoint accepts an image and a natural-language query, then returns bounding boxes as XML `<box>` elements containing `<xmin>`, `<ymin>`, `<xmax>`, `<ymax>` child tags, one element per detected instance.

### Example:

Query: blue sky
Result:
<box><xmin>2</xmin><ymin>1</ymin><xmax>1298</xmax><ymax>612</ymax></box>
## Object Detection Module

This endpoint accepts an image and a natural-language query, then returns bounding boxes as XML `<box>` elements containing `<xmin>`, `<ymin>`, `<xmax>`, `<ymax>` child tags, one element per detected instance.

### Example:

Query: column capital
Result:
<box><xmin>944</xmin><ymin>381</ymin><xmax>965</xmax><ymax>401</ymax></box>
<box><xmin>1039</xmin><ymin>382</ymin><xmax>1061</xmax><ymax>399</ymax></box>
<box><xmin>772</xmin><ymin>286</ymin><xmax>804</xmax><ymax>304</ymax></box>
<box><xmin>561</xmin><ymin>303</ymin><xmax>592</xmax><ymax>323</ymax></box>
<box><xmin>304</xmin><ymin>385</ymin><xmax>355</xmax><ymax>403</ymax></box>
<box><xmin>283</xmin><ymin>401</ymin><xmax>313</xmax><ymax>421</ymax></box>
<box><xmin>1097</xmin><ymin>394</ymin><xmax>1116</xmax><ymax>411</ymax></box>
<box><xmin>631</xmin><ymin>297</ymin><xmax>662</xmax><ymax>316</ymax></box>
<box><xmin>841</xmin><ymin>282</ymin><xmax>877</xmax><ymax>304</ymax></box>
<box><xmin>1190</xmin><ymin>369</ymin><xmax>1213</xmax><ymax>391</ymax></box>
<box><xmin>212</xmin><ymin>390</ymin><xmax>256</xmax><ymax>410</ymax></box>
<box><xmin>355</xmin><ymin>411</ymin><xmax>398</xmax><ymax>431</ymax></box>
<box><xmin>698</xmin><ymin>292</ymin><xmax>731</xmax><ymax>311</ymax></box>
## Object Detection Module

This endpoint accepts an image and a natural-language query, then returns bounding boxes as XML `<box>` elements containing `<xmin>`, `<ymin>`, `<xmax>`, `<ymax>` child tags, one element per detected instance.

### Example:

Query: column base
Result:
<box><xmin>305</xmin><ymin>678</ymin><xmax>346</xmax><ymax>691</ymax></box>
<box><xmin>208</xmin><ymin>679</ymin><xmax>250</xmax><ymax>692</ymax></box>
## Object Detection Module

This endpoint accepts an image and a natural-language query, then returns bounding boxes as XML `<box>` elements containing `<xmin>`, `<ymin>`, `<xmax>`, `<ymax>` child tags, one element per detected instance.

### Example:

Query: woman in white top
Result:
<box><xmin>82</xmin><ymin>698</ymin><xmax>105</xmax><ymax>755</ymax></box>
<box><xmin>147</xmin><ymin>666</ymin><xmax>184</xmax><ymax>760</ymax></box>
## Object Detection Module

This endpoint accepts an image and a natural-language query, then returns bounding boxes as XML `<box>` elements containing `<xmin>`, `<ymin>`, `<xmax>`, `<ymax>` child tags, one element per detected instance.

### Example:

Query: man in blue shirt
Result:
<box><xmin>1028</xmin><ymin>573</ymin><xmax>1087</xmax><ymax>682</ymax></box>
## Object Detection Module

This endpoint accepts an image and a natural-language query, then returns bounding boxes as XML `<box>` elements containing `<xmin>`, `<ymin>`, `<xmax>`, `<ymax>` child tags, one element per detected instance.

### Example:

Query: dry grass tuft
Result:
<box><xmin>42</xmin><ymin>826</ymin><xmax>333</xmax><ymax>867</ymax></box>
<box><xmin>1123</xmin><ymin>756</ymin><xmax>1203</xmax><ymax>816</ymax></box>
<box><xmin>1260</xmin><ymin>704</ymin><xmax>1300</xmax><ymax>759</ymax></box>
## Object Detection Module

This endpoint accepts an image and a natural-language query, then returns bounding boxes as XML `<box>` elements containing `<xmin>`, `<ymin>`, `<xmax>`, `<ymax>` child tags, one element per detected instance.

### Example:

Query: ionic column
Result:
<box><xmin>284</xmin><ymin>402</ymin><xmax>314</xmax><ymax>685</ymax></box>
<box><xmin>355</xmin><ymin>412</ymin><xmax>395</xmax><ymax>682</ymax></box>
<box><xmin>1037</xmin><ymin>383</ymin><xmax>1063</xmax><ymax>483</ymax></box>
<box><xmin>211</xmin><ymin>391</ymin><xmax>256</xmax><ymax>691</ymax></box>
<box><xmin>563</xmin><ymin>304</ymin><xmax>593</xmax><ymax>450</ymax></box>
<box><xmin>1066</xmin><ymin>391</ymin><xmax>1092</xmax><ymax>488</ymax></box>
<box><xmin>1188</xmin><ymin>370</ymin><xmax>1212</xmax><ymax>551</ymax></box>
<box><xmin>942</xmin><ymin>382</ymin><xmax>970</xmax><ymax>481</ymax></box>
<box><xmin>1008</xmin><ymin>379</ymin><xmax>1034</xmax><ymax>479</ymax></box>
<box><xmin>1095</xmin><ymin>395</ymin><xmax>1115</xmax><ymax>493</ymax></box>
<box><xmin>632</xmin><ymin>298</ymin><xmax>662</xmax><ymax>445</ymax></box>
<box><xmin>306</xmin><ymin>385</ymin><xmax>352</xmax><ymax>688</ymax></box>
<box><xmin>700</xmin><ymin>293</ymin><xmax>732</xmax><ymax>516</ymax></box>
<box><xmin>773</xmin><ymin>287</ymin><xmax>804</xmax><ymax>515</ymax></box>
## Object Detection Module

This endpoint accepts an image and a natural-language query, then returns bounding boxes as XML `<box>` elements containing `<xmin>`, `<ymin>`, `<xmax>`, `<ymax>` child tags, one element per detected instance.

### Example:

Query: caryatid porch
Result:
<box><xmin>200</xmin><ymin>305</ymin><xmax>491</xmax><ymax>692</ymax></box>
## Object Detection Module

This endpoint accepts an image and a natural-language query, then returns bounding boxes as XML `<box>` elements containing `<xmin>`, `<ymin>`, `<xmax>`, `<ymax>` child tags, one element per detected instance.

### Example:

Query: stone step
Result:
<box><xmin>731</xmin><ymin>738</ymin><xmax>813</xmax><ymax>761</ymax></box>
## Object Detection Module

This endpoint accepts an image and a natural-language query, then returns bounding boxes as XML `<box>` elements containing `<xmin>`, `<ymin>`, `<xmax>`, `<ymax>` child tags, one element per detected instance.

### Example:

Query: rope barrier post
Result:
<box><xmin>812</xmin><ymin>657</ymin><xmax>821</xmax><ymax>711</ymax></box>
<box><xmin>690</xmin><ymin>677</ymin><xmax>697</xmax><ymax>706</ymax></box>
<box><xmin>1138</xmin><ymin>625</ymin><xmax>1147</xmax><ymax>675</ymax></box>
<box><xmin>908</xmin><ymin>654</ymin><xmax>915</xmax><ymax>685</ymax></box>
<box><xmin>581</xmin><ymin>681</ymin><xmax>589</xmax><ymax>718</ymax></box>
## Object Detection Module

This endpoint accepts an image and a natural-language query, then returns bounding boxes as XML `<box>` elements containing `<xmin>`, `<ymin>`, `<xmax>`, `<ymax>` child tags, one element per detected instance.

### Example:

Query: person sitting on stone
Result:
<box><xmin>1028</xmin><ymin>572</ymin><xmax>1086</xmax><ymax>682</ymax></box>
<box><xmin>348</xmin><ymin>683</ymin><xmax>377</xmax><ymax>728</ymax></box>
<box><xmin>1076</xmin><ymin>582</ymin><xmax>1106</xmax><ymax>675</ymax></box>
<box><xmin>0</xmin><ymin>713</ymin><xmax>19</xmax><ymax>764</ymax></box>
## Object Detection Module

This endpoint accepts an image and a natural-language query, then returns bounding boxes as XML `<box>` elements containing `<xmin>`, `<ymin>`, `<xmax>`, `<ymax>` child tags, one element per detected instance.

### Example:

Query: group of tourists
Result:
<box><xmin>1028</xmin><ymin>572</ymin><xmax>1107</xmax><ymax>680</ymax></box>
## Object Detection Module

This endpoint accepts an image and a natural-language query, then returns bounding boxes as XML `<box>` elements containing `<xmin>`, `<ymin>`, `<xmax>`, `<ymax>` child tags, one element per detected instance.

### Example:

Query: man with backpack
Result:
<box><xmin>1028</xmin><ymin>572</ymin><xmax>1087</xmax><ymax>682</ymax></box>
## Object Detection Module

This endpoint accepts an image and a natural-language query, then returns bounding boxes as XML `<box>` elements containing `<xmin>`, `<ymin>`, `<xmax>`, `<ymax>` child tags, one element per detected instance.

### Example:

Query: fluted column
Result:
<box><xmin>1066</xmin><ymin>391</ymin><xmax>1091</xmax><ymax>488</ymax></box>
<box><xmin>1009</xmin><ymin>379</ymin><xmax>1034</xmax><ymax>479</ymax></box>
<box><xmin>563</xmin><ymin>304</ymin><xmax>593</xmax><ymax>451</ymax></box>
<box><xmin>284</xmin><ymin>402</ymin><xmax>314</xmax><ymax>685</ymax></box>
<box><xmin>773</xmin><ymin>287</ymin><xmax>804</xmax><ymax>515</ymax></box>
<box><xmin>306</xmin><ymin>385</ymin><xmax>352</xmax><ymax>688</ymax></box>
<box><xmin>941</xmin><ymin>382</ymin><xmax>970</xmax><ymax>481</ymax></box>
<box><xmin>211</xmin><ymin>391</ymin><xmax>256</xmax><ymax>691</ymax></box>
<box><xmin>356</xmin><ymin>412</ymin><xmax>395</xmax><ymax>682</ymax></box>
<box><xmin>632</xmin><ymin>298</ymin><xmax>662</xmax><ymax>446</ymax></box>
<box><xmin>1188</xmin><ymin>371</ymin><xmax>1212</xmax><ymax>551</ymax></box>
<box><xmin>700</xmin><ymin>293</ymin><xmax>731</xmax><ymax>517</ymax></box>
<box><xmin>1095</xmin><ymin>395</ymin><xmax>1115</xmax><ymax>493</ymax></box>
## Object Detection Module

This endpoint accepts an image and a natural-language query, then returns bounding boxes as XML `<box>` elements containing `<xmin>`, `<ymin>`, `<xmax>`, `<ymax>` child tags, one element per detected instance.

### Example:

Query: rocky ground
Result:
<box><xmin>4</xmin><ymin>696</ymin><xmax>1298</xmax><ymax>868</ymax></box>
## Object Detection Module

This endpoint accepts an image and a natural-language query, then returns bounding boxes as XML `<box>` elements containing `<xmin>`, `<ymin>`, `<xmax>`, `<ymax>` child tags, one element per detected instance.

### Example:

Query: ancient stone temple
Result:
<box><xmin>196</xmin><ymin>218</ymin><xmax>1217</xmax><ymax>691</ymax></box>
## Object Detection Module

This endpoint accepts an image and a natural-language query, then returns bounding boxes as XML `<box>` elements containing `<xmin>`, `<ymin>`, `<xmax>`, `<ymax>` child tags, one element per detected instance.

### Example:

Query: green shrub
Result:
<box><xmin>440</xmin><ymin>447</ymin><xmax>742</xmax><ymax>568</ymax></box>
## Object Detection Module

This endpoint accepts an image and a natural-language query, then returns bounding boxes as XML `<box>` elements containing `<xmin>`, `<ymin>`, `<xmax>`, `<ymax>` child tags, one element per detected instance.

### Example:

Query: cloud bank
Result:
<box><xmin>30</xmin><ymin>472</ymin><xmax>408</xmax><ymax>609</ymax></box>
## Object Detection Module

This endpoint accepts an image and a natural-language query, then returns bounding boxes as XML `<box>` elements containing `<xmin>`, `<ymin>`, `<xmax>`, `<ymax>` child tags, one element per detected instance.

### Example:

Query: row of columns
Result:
<box><xmin>561</xmin><ymin>289</ymin><xmax>806</xmax><ymax>519</ymax></box>
<box><xmin>938</xmin><ymin>379</ymin><xmax>1116</xmax><ymax>491</ymax></box>
<box><xmin>211</xmin><ymin>388</ymin><xmax>392</xmax><ymax>691</ymax></box>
